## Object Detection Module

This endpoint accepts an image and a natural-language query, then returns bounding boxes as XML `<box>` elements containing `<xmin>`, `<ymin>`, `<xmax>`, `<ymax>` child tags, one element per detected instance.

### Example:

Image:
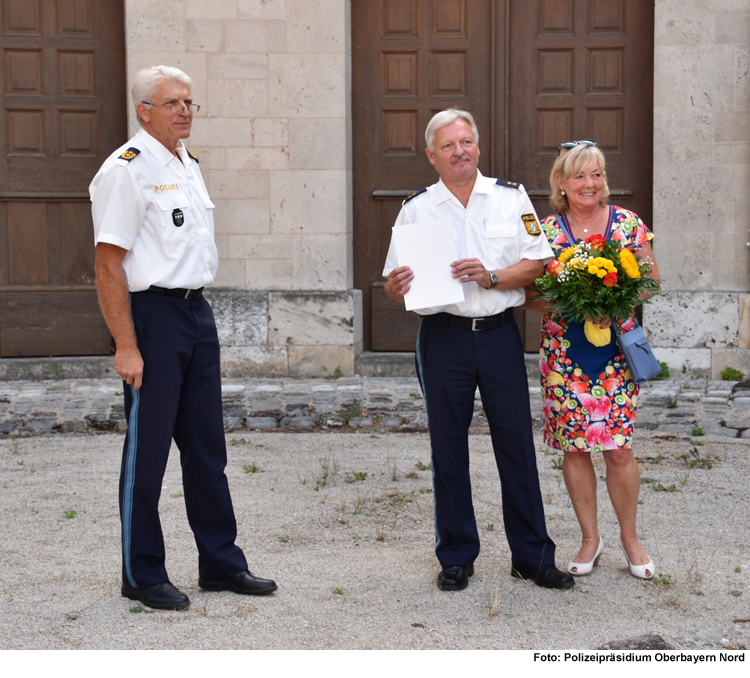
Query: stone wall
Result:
<box><xmin>648</xmin><ymin>0</ymin><xmax>750</xmax><ymax>379</ymax></box>
<box><xmin>124</xmin><ymin>0</ymin><xmax>360</xmax><ymax>376</ymax></box>
<box><xmin>121</xmin><ymin>1</ymin><xmax>750</xmax><ymax>380</ymax></box>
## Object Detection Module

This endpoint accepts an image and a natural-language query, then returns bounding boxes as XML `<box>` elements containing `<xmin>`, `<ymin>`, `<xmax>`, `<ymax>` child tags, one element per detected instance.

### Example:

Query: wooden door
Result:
<box><xmin>506</xmin><ymin>0</ymin><xmax>654</xmax><ymax>350</ymax></box>
<box><xmin>352</xmin><ymin>0</ymin><xmax>495</xmax><ymax>351</ymax></box>
<box><xmin>353</xmin><ymin>0</ymin><xmax>654</xmax><ymax>353</ymax></box>
<box><xmin>0</xmin><ymin>0</ymin><xmax>127</xmax><ymax>356</ymax></box>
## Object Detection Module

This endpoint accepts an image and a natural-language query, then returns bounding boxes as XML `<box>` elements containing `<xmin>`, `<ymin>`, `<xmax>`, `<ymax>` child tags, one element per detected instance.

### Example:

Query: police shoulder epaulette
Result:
<box><xmin>187</xmin><ymin>149</ymin><xmax>199</xmax><ymax>163</ymax></box>
<box><xmin>118</xmin><ymin>147</ymin><xmax>140</xmax><ymax>162</ymax></box>
<box><xmin>403</xmin><ymin>187</ymin><xmax>427</xmax><ymax>204</ymax></box>
<box><xmin>496</xmin><ymin>178</ymin><xmax>519</xmax><ymax>189</ymax></box>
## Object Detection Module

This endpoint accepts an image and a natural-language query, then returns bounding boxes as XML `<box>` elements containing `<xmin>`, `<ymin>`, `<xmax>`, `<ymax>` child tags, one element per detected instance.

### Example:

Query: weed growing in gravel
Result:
<box><xmin>653</xmin><ymin>482</ymin><xmax>679</xmax><ymax>493</ymax></box>
<box><xmin>551</xmin><ymin>456</ymin><xmax>563</xmax><ymax>470</ymax></box>
<box><xmin>278</xmin><ymin>535</ymin><xmax>290</xmax><ymax>543</ymax></box>
<box><xmin>64</xmin><ymin>510</ymin><xmax>77</xmax><ymax>519</ymax></box>
<box><xmin>353</xmin><ymin>489</ymin><xmax>369</xmax><ymax>514</ymax></box>
<box><xmin>665</xmin><ymin>397</ymin><xmax>678</xmax><ymax>409</ymax></box>
<box><xmin>332</xmin><ymin>588</ymin><xmax>344</xmax><ymax>595</ymax></box>
<box><xmin>679</xmin><ymin>447</ymin><xmax>717</xmax><ymax>469</ymax></box>
<box><xmin>735</xmin><ymin>566</ymin><xmax>742</xmax><ymax>573</ymax></box>
<box><xmin>170</xmin><ymin>491</ymin><xmax>184</xmax><ymax>498</ymax></box>
<box><xmin>129</xmin><ymin>604</ymin><xmax>151</xmax><ymax>613</ymax></box>
<box><xmin>730</xmin><ymin>590</ymin><xmax>743</xmax><ymax>597</ymax></box>
<box><xmin>488</xmin><ymin>574</ymin><xmax>510</xmax><ymax>619</ymax></box>
<box><xmin>242</xmin><ymin>463</ymin><xmax>261</xmax><ymax>474</ymax></box>
<box><xmin>691</xmin><ymin>426</ymin><xmax>704</xmax><ymax>437</ymax></box>
<box><xmin>653</xmin><ymin>573</ymin><xmax>673</xmax><ymax>587</ymax></box>
<box><xmin>345</xmin><ymin>471</ymin><xmax>368</xmax><ymax>484</ymax></box>
<box><xmin>316</xmin><ymin>455</ymin><xmax>339</xmax><ymax>487</ymax></box>
<box><xmin>414</xmin><ymin>461</ymin><xmax>431</xmax><ymax>471</ymax></box>
<box><xmin>677</xmin><ymin>474</ymin><xmax>689</xmax><ymax>487</ymax></box>
<box><xmin>387</xmin><ymin>453</ymin><xmax>399</xmax><ymax>481</ymax></box>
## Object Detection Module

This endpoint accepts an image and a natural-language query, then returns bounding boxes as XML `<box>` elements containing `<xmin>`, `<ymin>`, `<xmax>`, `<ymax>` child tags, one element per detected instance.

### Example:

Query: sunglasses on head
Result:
<box><xmin>558</xmin><ymin>139</ymin><xmax>597</xmax><ymax>155</ymax></box>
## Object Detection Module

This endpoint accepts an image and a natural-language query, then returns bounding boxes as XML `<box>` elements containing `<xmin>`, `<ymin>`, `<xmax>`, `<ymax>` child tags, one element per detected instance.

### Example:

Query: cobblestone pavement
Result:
<box><xmin>0</xmin><ymin>376</ymin><xmax>748</xmax><ymax>439</ymax></box>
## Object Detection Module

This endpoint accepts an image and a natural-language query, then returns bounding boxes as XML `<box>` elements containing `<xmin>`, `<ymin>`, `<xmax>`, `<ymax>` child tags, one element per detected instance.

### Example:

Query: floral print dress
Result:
<box><xmin>539</xmin><ymin>206</ymin><xmax>654</xmax><ymax>452</ymax></box>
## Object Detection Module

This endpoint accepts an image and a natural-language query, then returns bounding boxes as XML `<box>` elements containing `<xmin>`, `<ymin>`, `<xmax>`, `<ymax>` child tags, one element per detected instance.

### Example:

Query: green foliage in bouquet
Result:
<box><xmin>532</xmin><ymin>234</ymin><xmax>663</xmax><ymax>323</ymax></box>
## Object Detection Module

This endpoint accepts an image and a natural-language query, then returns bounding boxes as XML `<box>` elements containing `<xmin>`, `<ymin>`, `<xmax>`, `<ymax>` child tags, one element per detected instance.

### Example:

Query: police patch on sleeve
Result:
<box><xmin>522</xmin><ymin>213</ymin><xmax>541</xmax><ymax>237</ymax></box>
<box><xmin>119</xmin><ymin>147</ymin><xmax>140</xmax><ymax>161</ymax></box>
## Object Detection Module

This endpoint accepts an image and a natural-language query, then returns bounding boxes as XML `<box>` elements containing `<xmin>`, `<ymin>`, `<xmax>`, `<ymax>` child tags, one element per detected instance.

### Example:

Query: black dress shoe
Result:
<box><xmin>199</xmin><ymin>570</ymin><xmax>277</xmax><ymax>596</ymax></box>
<box><xmin>121</xmin><ymin>581</ymin><xmax>190</xmax><ymax>610</ymax></box>
<box><xmin>437</xmin><ymin>564</ymin><xmax>475</xmax><ymax>591</ymax></box>
<box><xmin>511</xmin><ymin>563</ymin><xmax>575</xmax><ymax>589</ymax></box>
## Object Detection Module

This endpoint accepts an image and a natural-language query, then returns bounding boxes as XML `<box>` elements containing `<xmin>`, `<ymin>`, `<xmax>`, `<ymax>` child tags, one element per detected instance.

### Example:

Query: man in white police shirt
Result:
<box><xmin>384</xmin><ymin>109</ymin><xmax>574</xmax><ymax>592</ymax></box>
<box><xmin>91</xmin><ymin>66</ymin><xmax>276</xmax><ymax>610</ymax></box>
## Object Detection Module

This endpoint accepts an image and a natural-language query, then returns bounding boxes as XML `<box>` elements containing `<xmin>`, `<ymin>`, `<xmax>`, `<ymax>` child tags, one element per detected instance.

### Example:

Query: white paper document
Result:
<box><xmin>392</xmin><ymin>218</ymin><xmax>465</xmax><ymax>311</ymax></box>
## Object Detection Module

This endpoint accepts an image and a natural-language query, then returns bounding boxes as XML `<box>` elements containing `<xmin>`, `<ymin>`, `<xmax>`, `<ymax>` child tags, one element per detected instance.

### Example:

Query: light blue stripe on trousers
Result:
<box><xmin>415</xmin><ymin>319</ymin><xmax>441</xmax><ymax>551</ymax></box>
<box><xmin>122</xmin><ymin>384</ymin><xmax>140</xmax><ymax>587</ymax></box>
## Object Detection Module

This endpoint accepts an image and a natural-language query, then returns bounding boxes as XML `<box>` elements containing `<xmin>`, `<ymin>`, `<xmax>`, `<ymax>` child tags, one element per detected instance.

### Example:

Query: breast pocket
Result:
<box><xmin>153</xmin><ymin>191</ymin><xmax>196</xmax><ymax>253</ymax></box>
<box><xmin>481</xmin><ymin>222</ymin><xmax>518</xmax><ymax>270</ymax></box>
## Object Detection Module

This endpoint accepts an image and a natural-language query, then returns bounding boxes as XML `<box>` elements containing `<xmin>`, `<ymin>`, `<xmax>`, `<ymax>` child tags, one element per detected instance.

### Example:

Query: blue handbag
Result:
<box><xmin>614</xmin><ymin>320</ymin><xmax>662</xmax><ymax>384</ymax></box>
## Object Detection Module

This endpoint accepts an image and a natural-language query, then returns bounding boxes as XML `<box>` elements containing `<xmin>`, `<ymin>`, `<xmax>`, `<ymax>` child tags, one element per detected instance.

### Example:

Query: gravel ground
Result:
<box><xmin>0</xmin><ymin>429</ymin><xmax>749</xmax><ymax>651</ymax></box>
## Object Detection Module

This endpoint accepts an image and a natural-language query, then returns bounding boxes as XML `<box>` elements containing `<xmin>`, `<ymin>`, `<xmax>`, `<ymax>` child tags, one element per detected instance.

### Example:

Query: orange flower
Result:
<box><xmin>586</xmin><ymin>234</ymin><xmax>606</xmax><ymax>250</ymax></box>
<box><xmin>603</xmin><ymin>272</ymin><xmax>618</xmax><ymax>287</ymax></box>
<box><xmin>546</xmin><ymin>259</ymin><xmax>564</xmax><ymax>276</ymax></box>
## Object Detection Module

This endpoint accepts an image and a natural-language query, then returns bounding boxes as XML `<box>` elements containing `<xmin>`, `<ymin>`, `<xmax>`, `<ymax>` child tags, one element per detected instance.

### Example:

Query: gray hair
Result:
<box><xmin>132</xmin><ymin>65</ymin><xmax>192</xmax><ymax>126</ymax></box>
<box><xmin>549</xmin><ymin>143</ymin><xmax>610</xmax><ymax>212</ymax></box>
<box><xmin>425</xmin><ymin>109</ymin><xmax>479</xmax><ymax>152</ymax></box>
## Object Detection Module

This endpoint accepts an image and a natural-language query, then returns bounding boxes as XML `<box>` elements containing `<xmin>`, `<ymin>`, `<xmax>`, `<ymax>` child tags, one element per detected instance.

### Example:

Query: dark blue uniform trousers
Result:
<box><xmin>415</xmin><ymin>314</ymin><xmax>555</xmax><ymax>570</ymax></box>
<box><xmin>120</xmin><ymin>291</ymin><xmax>247</xmax><ymax>588</ymax></box>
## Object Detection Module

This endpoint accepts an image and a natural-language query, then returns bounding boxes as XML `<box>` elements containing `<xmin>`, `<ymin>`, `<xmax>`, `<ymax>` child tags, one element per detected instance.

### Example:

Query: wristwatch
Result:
<box><xmin>485</xmin><ymin>271</ymin><xmax>499</xmax><ymax>289</ymax></box>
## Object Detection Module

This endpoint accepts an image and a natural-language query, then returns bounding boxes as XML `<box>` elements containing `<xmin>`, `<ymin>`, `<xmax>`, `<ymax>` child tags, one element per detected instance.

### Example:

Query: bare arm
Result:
<box><xmin>94</xmin><ymin>243</ymin><xmax>144</xmax><ymax>390</ymax></box>
<box><xmin>450</xmin><ymin>257</ymin><xmax>544</xmax><ymax>290</ymax></box>
<box><xmin>637</xmin><ymin>240</ymin><xmax>660</xmax><ymax>300</ymax></box>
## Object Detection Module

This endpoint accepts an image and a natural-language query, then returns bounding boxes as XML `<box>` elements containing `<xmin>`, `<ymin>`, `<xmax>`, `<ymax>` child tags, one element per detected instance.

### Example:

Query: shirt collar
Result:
<box><xmin>433</xmin><ymin>170</ymin><xmax>489</xmax><ymax>205</ymax></box>
<box><xmin>137</xmin><ymin>128</ymin><xmax>187</xmax><ymax>168</ymax></box>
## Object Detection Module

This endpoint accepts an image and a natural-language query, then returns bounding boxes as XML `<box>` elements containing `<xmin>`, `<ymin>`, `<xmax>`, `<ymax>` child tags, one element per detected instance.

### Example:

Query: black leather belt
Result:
<box><xmin>425</xmin><ymin>309</ymin><xmax>514</xmax><ymax>332</ymax></box>
<box><xmin>147</xmin><ymin>285</ymin><xmax>204</xmax><ymax>300</ymax></box>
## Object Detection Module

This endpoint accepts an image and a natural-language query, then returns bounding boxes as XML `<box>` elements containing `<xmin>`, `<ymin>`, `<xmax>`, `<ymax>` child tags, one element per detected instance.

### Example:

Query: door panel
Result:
<box><xmin>0</xmin><ymin>0</ymin><xmax>127</xmax><ymax>356</ymax></box>
<box><xmin>353</xmin><ymin>0</ymin><xmax>494</xmax><ymax>351</ymax></box>
<box><xmin>507</xmin><ymin>0</ymin><xmax>654</xmax><ymax>350</ymax></box>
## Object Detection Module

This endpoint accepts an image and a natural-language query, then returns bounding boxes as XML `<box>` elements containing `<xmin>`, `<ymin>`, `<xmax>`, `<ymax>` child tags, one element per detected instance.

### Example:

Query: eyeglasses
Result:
<box><xmin>142</xmin><ymin>101</ymin><xmax>201</xmax><ymax>114</ymax></box>
<box><xmin>558</xmin><ymin>139</ymin><xmax>596</xmax><ymax>155</ymax></box>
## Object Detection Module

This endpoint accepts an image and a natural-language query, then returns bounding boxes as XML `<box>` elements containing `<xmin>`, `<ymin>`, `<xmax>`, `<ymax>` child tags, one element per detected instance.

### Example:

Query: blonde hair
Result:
<box><xmin>549</xmin><ymin>144</ymin><xmax>610</xmax><ymax>212</ymax></box>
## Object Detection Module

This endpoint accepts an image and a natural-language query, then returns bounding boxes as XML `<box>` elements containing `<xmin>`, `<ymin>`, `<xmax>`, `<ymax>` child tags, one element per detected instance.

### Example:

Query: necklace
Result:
<box><xmin>569</xmin><ymin>206</ymin><xmax>600</xmax><ymax>234</ymax></box>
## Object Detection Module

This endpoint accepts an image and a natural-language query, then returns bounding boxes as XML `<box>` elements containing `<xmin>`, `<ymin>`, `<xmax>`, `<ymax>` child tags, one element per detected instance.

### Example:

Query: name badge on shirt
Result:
<box><xmin>172</xmin><ymin>208</ymin><xmax>184</xmax><ymax>227</ymax></box>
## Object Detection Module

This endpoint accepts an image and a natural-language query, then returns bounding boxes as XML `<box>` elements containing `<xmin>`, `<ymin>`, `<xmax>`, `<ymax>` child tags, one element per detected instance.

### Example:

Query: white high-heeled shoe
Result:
<box><xmin>567</xmin><ymin>537</ymin><xmax>604</xmax><ymax>576</ymax></box>
<box><xmin>620</xmin><ymin>541</ymin><xmax>654</xmax><ymax>580</ymax></box>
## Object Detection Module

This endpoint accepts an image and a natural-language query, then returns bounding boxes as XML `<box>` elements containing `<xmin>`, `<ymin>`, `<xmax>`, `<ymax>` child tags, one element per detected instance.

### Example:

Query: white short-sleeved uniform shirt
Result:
<box><xmin>90</xmin><ymin>128</ymin><xmax>218</xmax><ymax>292</ymax></box>
<box><xmin>383</xmin><ymin>171</ymin><xmax>554</xmax><ymax>317</ymax></box>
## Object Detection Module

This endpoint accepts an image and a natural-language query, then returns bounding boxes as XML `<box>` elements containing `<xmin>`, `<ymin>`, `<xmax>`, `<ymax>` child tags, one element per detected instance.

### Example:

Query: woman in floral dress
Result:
<box><xmin>527</xmin><ymin>141</ymin><xmax>661</xmax><ymax>579</ymax></box>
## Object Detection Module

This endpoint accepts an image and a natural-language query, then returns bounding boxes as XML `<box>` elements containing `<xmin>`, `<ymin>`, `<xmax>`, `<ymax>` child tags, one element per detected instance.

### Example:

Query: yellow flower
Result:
<box><xmin>619</xmin><ymin>249</ymin><xmax>641</xmax><ymax>279</ymax></box>
<box><xmin>558</xmin><ymin>248</ymin><xmax>574</xmax><ymax>263</ymax></box>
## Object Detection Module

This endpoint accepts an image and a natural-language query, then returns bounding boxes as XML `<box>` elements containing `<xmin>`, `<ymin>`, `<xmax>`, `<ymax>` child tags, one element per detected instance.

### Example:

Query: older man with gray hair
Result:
<box><xmin>383</xmin><ymin>109</ymin><xmax>573</xmax><ymax>592</ymax></box>
<box><xmin>90</xmin><ymin>66</ymin><xmax>276</xmax><ymax>610</ymax></box>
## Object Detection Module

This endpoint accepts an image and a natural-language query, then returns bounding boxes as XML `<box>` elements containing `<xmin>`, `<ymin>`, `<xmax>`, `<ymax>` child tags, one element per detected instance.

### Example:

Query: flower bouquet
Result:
<box><xmin>532</xmin><ymin>234</ymin><xmax>662</xmax><ymax>346</ymax></box>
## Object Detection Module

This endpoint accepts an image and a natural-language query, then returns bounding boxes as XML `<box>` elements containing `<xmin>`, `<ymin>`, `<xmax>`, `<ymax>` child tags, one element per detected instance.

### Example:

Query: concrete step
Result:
<box><xmin>354</xmin><ymin>350</ymin><xmax>541</xmax><ymax>379</ymax></box>
<box><xmin>0</xmin><ymin>352</ymin><xmax>543</xmax><ymax>382</ymax></box>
